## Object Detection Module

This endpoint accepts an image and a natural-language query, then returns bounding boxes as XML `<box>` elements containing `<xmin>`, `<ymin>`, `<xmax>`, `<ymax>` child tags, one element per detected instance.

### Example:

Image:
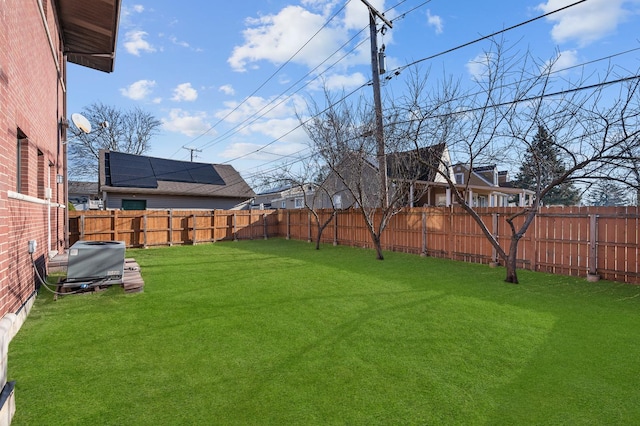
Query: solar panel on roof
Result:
<box><xmin>108</xmin><ymin>152</ymin><xmax>157</xmax><ymax>188</ymax></box>
<box><xmin>150</xmin><ymin>158</ymin><xmax>193</xmax><ymax>183</ymax></box>
<box><xmin>187</xmin><ymin>163</ymin><xmax>226</xmax><ymax>185</ymax></box>
<box><xmin>106</xmin><ymin>151</ymin><xmax>225</xmax><ymax>187</ymax></box>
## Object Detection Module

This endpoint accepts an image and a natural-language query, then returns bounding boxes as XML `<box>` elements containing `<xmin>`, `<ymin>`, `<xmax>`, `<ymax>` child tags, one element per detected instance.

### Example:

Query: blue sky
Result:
<box><xmin>66</xmin><ymin>0</ymin><xmax>640</xmax><ymax>182</ymax></box>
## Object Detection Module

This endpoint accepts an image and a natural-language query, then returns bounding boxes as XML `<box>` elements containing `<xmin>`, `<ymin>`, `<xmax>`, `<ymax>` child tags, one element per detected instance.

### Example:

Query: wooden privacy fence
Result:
<box><xmin>277</xmin><ymin>206</ymin><xmax>640</xmax><ymax>284</ymax></box>
<box><xmin>70</xmin><ymin>206</ymin><xmax>640</xmax><ymax>284</ymax></box>
<box><xmin>69</xmin><ymin>210</ymin><xmax>279</xmax><ymax>247</ymax></box>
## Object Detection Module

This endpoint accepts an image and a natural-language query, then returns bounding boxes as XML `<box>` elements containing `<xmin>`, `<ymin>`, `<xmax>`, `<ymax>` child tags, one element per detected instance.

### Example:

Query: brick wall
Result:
<box><xmin>0</xmin><ymin>0</ymin><xmax>66</xmax><ymax>316</ymax></box>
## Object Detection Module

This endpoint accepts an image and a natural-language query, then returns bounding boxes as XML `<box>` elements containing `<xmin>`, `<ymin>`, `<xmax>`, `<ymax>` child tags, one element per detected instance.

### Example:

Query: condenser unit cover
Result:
<box><xmin>66</xmin><ymin>241</ymin><xmax>125</xmax><ymax>283</ymax></box>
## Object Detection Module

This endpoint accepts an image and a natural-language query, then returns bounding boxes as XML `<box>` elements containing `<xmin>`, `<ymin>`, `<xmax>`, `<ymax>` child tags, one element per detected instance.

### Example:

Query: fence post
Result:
<box><xmin>211</xmin><ymin>210</ymin><xmax>216</xmax><ymax>243</ymax></box>
<box><xmin>143</xmin><ymin>214</ymin><xmax>148</xmax><ymax>248</ymax></box>
<box><xmin>233</xmin><ymin>212</ymin><xmax>238</xmax><ymax>242</ymax></box>
<box><xmin>286</xmin><ymin>210</ymin><xmax>290</xmax><ymax>240</ymax></box>
<box><xmin>529</xmin><ymin>211</ymin><xmax>537</xmax><ymax>272</ymax></box>
<box><xmin>168</xmin><ymin>210</ymin><xmax>173</xmax><ymax>246</ymax></box>
<box><xmin>249</xmin><ymin>210</ymin><xmax>253</xmax><ymax>240</ymax></box>
<box><xmin>421</xmin><ymin>210</ymin><xmax>427</xmax><ymax>256</ymax></box>
<box><xmin>80</xmin><ymin>213</ymin><xmax>85</xmax><ymax>241</ymax></box>
<box><xmin>448</xmin><ymin>207</ymin><xmax>454</xmax><ymax>260</ymax></box>
<box><xmin>491</xmin><ymin>212</ymin><xmax>498</xmax><ymax>264</ymax></box>
<box><xmin>588</xmin><ymin>214</ymin><xmax>599</xmax><ymax>278</ymax></box>
<box><xmin>333</xmin><ymin>211</ymin><xmax>339</xmax><ymax>246</ymax></box>
<box><xmin>192</xmin><ymin>213</ymin><xmax>197</xmax><ymax>245</ymax></box>
<box><xmin>263</xmin><ymin>213</ymin><xmax>268</xmax><ymax>240</ymax></box>
<box><xmin>112</xmin><ymin>210</ymin><xmax>118</xmax><ymax>241</ymax></box>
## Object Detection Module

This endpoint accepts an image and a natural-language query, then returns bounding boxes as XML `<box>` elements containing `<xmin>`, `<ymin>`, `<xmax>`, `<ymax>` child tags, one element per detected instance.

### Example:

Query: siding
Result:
<box><xmin>104</xmin><ymin>192</ymin><xmax>249</xmax><ymax>210</ymax></box>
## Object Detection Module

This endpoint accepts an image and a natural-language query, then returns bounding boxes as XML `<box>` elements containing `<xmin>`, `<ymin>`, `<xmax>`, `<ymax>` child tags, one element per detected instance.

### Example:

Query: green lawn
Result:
<box><xmin>9</xmin><ymin>239</ymin><xmax>640</xmax><ymax>425</ymax></box>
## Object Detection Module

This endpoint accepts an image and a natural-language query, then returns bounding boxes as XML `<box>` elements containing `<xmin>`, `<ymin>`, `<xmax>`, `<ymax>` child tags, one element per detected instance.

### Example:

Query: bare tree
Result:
<box><xmin>68</xmin><ymin>102</ymin><xmax>162</xmax><ymax>180</ymax></box>
<box><xmin>258</xmin><ymin>157</ymin><xmax>342</xmax><ymax>250</ymax></box>
<box><xmin>397</xmin><ymin>40</ymin><xmax>640</xmax><ymax>283</ymax></box>
<box><xmin>301</xmin><ymin>88</ymin><xmax>430</xmax><ymax>260</ymax></box>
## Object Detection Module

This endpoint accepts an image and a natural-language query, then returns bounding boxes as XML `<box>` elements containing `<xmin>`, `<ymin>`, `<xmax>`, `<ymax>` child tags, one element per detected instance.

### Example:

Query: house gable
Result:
<box><xmin>99</xmin><ymin>151</ymin><xmax>255</xmax><ymax>209</ymax></box>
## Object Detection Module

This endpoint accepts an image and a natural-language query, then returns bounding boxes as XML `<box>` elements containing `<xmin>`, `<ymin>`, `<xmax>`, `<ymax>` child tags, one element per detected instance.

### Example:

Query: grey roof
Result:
<box><xmin>68</xmin><ymin>181</ymin><xmax>99</xmax><ymax>195</ymax></box>
<box><xmin>99</xmin><ymin>151</ymin><xmax>255</xmax><ymax>199</ymax></box>
<box><xmin>386</xmin><ymin>143</ymin><xmax>446</xmax><ymax>181</ymax></box>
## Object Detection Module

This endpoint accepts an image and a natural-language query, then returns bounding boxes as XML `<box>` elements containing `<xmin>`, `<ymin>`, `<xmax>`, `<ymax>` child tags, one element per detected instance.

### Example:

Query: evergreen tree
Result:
<box><xmin>513</xmin><ymin>125</ymin><xmax>581</xmax><ymax>206</ymax></box>
<box><xmin>588</xmin><ymin>182</ymin><xmax>630</xmax><ymax>206</ymax></box>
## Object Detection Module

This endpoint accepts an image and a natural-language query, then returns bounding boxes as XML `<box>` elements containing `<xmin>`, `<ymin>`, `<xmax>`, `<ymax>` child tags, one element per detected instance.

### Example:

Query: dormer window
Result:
<box><xmin>455</xmin><ymin>173</ymin><xmax>464</xmax><ymax>185</ymax></box>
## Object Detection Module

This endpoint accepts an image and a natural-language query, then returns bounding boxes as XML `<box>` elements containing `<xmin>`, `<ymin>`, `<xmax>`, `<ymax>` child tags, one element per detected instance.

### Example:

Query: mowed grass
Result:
<box><xmin>9</xmin><ymin>239</ymin><xmax>640</xmax><ymax>425</ymax></box>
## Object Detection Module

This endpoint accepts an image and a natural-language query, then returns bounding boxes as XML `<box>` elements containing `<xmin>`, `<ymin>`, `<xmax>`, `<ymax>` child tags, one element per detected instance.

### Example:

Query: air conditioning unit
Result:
<box><xmin>65</xmin><ymin>241</ymin><xmax>125</xmax><ymax>285</ymax></box>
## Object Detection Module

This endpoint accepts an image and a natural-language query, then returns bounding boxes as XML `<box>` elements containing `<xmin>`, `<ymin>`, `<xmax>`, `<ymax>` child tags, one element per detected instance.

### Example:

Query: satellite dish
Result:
<box><xmin>71</xmin><ymin>113</ymin><xmax>92</xmax><ymax>134</ymax></box>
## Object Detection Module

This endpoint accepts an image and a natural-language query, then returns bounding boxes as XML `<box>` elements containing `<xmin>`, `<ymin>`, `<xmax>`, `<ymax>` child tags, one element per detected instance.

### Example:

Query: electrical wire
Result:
<box><xmin>187</xmin><ymin>0</ymin><xmax>593</xmax><ymax>166</ymax></box>
<box><xmin>30</xmin><ymin>252</ymin><xmax>89</xmax><ymax>296</ymax></box>
<box><xmin>168</xmin><ymin>1</ymin><xmax>354</xmax><ymax>159</ymax></box>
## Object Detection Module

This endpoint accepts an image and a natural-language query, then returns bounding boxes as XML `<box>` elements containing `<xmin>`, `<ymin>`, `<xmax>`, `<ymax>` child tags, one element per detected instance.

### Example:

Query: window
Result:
<box><xmin>294</xmin><ymin>197</ymin><xmax>303</xmax><ymax>208</ymax></box>
<box><xmin>37</xmin><ymin>149</ymin><xmax>45</xmax><ymax>199</ymax></box>
<box><xmin>281</xmin><ymin>201</ymin><xmax>286</xmax><ymax>209</ymax></box>
<box><xmin>455</xmin><ymin>173</ymin><xmax>464</xmax><ymax>185</ymax></box>
<box><xmin>16</xmin><ymin>129</ymin><xmax>28</xmax><ymax>194</ymax></box>
<box><xmin>332</xmin><ymin>194</ymin><xmax>342</xmax><ymax>209</ymax></box>
<box><xmin>121</xmin><ymin>199</ymin><xmax>147</xmax><ymax>210</ymax></box>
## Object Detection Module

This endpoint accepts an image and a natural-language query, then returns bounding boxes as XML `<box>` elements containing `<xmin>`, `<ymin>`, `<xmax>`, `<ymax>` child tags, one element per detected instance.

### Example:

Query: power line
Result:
<box><xmin>169</xmin><ymin>1</ymin><xmax>353</xmax><ymax>158</ymax></box>
<box><xmin>176</xmin><ymin>0</ymin><xmax>620</xmax><ymax>186</ymax></box>
<box><xmin>387</xmin><ymin>0</ymin><xmax>588</xmax><ymax>78</ymax></box>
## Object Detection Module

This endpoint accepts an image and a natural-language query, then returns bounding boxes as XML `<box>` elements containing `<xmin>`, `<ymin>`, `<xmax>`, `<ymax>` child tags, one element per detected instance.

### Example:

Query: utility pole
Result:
<box><xmin>183</xmin><ymin>146</ymin><xmax>202</xmax><ymax>162</ymax></box>
<box><xmin>360</xmin><ymin>0</ymin><xmax>392</xmax><ymax>208</ymax></box>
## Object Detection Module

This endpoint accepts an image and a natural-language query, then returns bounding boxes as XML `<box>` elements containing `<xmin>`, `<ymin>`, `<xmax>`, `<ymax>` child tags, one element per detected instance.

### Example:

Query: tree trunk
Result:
<box><xmin>504</xmin><ymin>237</ymin><xmax>521</xmax><ymax>284</ymax></box>
<box><xmin>372</xmin><ymin>234</ymin><xmax>384</xmax><ymax>260</ymax></box>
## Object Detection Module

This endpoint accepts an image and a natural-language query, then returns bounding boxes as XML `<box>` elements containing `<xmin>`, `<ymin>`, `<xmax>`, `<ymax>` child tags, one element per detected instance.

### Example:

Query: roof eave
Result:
<box><xmin>58</xmin><ymin>0</ymin><xmax>122</xmax><ymax>73</ymax></box>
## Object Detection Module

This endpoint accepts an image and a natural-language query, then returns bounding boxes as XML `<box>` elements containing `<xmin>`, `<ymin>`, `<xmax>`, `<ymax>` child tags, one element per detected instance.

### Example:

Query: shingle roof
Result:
<box><xmin>386</xmin><ymin>143</ymin><xmax>446</xmax><ymax>181</ymax></box>
<box><xmin>99</xmin><ymin>151</ymin><xmax>255</xmax><ymax>199</ymax></box>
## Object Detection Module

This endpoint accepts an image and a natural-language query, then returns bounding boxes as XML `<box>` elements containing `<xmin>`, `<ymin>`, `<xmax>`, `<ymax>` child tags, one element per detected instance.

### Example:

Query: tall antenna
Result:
<box><xmin>183</xmin><ymin>146</ymin><xmax>202</xmax><ymax>162</ymax></box>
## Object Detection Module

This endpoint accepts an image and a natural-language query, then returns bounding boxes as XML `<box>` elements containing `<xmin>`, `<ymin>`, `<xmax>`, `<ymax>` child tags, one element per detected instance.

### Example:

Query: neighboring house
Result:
<box><xmin>317</xmin><ymin>144</ymin><xmax>534</xmax><ymax>209</ymax></box>
<box><xmin>68</xmin><ymin>181</ymin><xmax>102</xmax><ymax>210</ymax></box>
<box><xmin>251</xmin><ymin>185</ymin><xmax>291</xmax><ymax>209</ymax></box>
<box><xmin>252</xmin><ymin>184</ymin><xmax>319</xmax><ymax>210</ymax></box>
<box><xmin>0</xmin><ymin>0</ymin><xmax>120</xmax><ymax>421</ymax></box>
<box><xmin>271</xmin><ymin>185</ymin><xmax>317</xmax><ymax>209</ymax></box>
<box><xmin>98</xmin><ymin>151</ymin><xmax>256</xmax><ymax>210</ymax></box>
<box><xmin>440</xmin><ymin>163</ymin><xmax>534</xmax><ymax>207</ymax></box>
<box><xmin>317</xmin><ymin>143</ymin><xmax>452</xmax><ymax>209</ymax></box>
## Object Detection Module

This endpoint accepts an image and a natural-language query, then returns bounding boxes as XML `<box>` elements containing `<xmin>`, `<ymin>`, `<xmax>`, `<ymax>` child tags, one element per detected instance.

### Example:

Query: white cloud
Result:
<box><xmin>215</xmin><ymin>94</ymin><xmax>306</xmax><ymax>127</ymax></box>
<box><xmin>123</xmin><ymin>30</ymin><xmax>156</xmax><ymax>56</ymax></box>
<box><xmin>537</xmin><ymin>0</ymin><xmax>634</xmax><ymax>46</ymax></box>
<box><xmin>219</xmin><ymin>85</ymin><xmax>235</xmax><ymax>96</ymax></box>
<box><xmin>120</xmin><ymin>79</ymin><xmax>156</xmax><ymax>100</ymax></box>
<box><xmin>426</xmin><ymin>10</ymin><xmax>443</xmax><ymax>34</ymax></box>
<box><xmin>162</xmin><ymin>109</ymin><xmax>212</xmax><ymax>137</ymax></box>
<box><xmin>220</xmin><ymin>139</ymin><xmax>306</xmax><ymax>161</ymax></box>
<box><xmin>169</xmin><ymin>36</ymin><xmax>190</xmax><ymax>48</ymax></box>
<box><xmin>545</xmin><ymin>49</ymin><xmax>579</xmax><ymax>74</ymax></box>
<box><xmin>466</xmin><ymin>53</ymin><xmax>494</xmax><ymax>80</ymax></box>
<box><xmin>228</xmin><ymin>5</ymin><xmax>350</xmax><ymax>72</ymax></box>
<box><xmin>321</xmin><ymin>72</ymin><xmax>368</xmax><ymax>91</ymax></box>
<box><xmin>171</xmin><ymin>83</ymin><xmax>198</xmax><ymax>102</ymax></box>
<box><xmin>121</xmin><ymin>4</ymin><xmax>145</xmax><ymax>20</ymax></box>
<box><xmin>343</xmin><ymin>0</ymin><xmax>387</xmax><ymax>30</ymax></box>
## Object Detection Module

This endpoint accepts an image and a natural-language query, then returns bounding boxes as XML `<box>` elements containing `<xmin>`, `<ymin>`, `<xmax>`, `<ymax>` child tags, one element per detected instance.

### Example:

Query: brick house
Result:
<box><xmin>0</xmin><ymin>0</ymin><xmax>120</xmax><ymax>421</ymax></box>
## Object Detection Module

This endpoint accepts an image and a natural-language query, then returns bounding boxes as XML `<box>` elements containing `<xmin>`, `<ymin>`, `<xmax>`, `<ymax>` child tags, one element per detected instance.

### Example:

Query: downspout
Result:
<box><xmin>37</xmin><ymin>0</ymin><xmax>69</xmax><ymax>251</ymax></box>
<box><xmin>36</xmin><ymin>0</ymin><xmax>65</xmax><ymax>92</ymax></box>
<box><xmin>47</xmin><ymin>164</ymin><xmax>51</xmax><ymax>256</ymax></box>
